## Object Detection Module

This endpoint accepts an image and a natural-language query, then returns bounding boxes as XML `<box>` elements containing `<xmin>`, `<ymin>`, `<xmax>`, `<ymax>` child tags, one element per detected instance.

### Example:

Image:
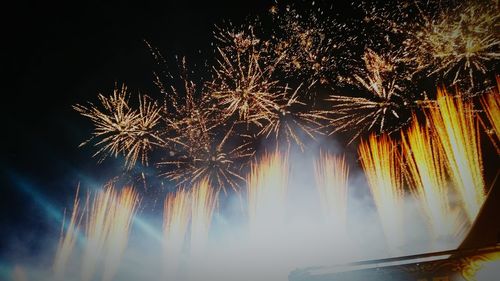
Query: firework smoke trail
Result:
<box><xmin>74</xmin><ymin>85</ymin><xmax>163</xmax><ymax>170</ymax></box>
<box><xmin>81</xmin><ymin>186</ymin><xmax>139</xmax><ymax>281</ymax></box>
<box><xmin>314</xmin><ymin>152</ymin><xmax>349</xmax><ymax>233</ymax></box>
<box><xmin>190</xmin><ymin>178</ymin><xmax>217</xmax><ymax>257</ymax></box>
<box><xmin>247</xmin><ymin>151</ymin><xmax>289</xmax><ymax>237</ymax></box>
<box><xmin>162</xmin><ymin>189</ymin><xmax>190</xmax><ymax>279</ymax></box>
<box><xmin>401</xmin><ymin>116</ymin><xmax>461</xmax><ymax>242</ymax></box>
<box><xmin>427</xmin><ymin>88</ymin><xmax>485</xmax><ymax>223</ymax></box>
<box><xmin>53</xmin><ymin>189</ymin><xmax>82</xmax><ymax>281</ymax></box>
<box><xmin>480</xmin><ymin>78</ymin><xmax>500</xmax><ymax>154</ymax></box>
<box><xmin>358</xmin><ymin>134</ymin><xmax>405</xmax><ymax>254</ymax></box>
<box><xmin>101</xmin><ymin>187</ymin><xmax>139</xmax><ymax>281</ymax></box>
<box><xmin>321</xmin><ymin>49</ymin><xmax>411</xmax><ymax>142</ymax></box>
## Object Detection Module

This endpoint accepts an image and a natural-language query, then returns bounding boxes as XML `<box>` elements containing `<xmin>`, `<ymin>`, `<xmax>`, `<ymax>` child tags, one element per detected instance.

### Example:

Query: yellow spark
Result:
<box><xmin>247</xmin><ymin>150</ymin><xmax>289</xmax><ymax>233</ymax></box>
<box><xmin>74</xmin><ymin>84</ymin><xmax>163</xmax><ymax>169</ymax></box>
<box><xmin>208</xmin><ymin>28</ymin><xmax>281</xmax><ymax>125</ymax></box>
<box><xmin>320</xmin><ymin>49</ymin><xmax>410</xmax><ymax>142</ymax></box>
<box><xmin>81</xmin><ymin>186</ymin><xmax>139</xmax><ymax>281</ymax></box>
<box><xmin>405</xmin><ymin>1</ymin><xmax>500</xmax><ymax>87</ymax></box>
<box><xmin>163</xmin><ymin>188</ymin><xmax>191</xmax><ymax>258</ymax></box>
<box><xmin>314</xmin><ymin>152</ymin><xmax>349</xmax><ymax>229</ymax></box>
<box><xmin>358</xmin><ymin>134</ymin><xmax>405</xmax><ymax>252</ymax></box>
<box><xmin>53</xmin><ymin>188</ymin><xmax>82</xmax><ymax>281</ymax></box>
<box><xmin>401</xmin><ymin>116</ymin><xmax>461</xmax><ymax>239</ymax></box>
<box><xmin>480</xmin><ymin>78</ymin><xmax>500</xmax><ymax>154</ymax></box>
<box><xmin>258</xmin><ymin>86</ymin><xmax>325</xmax><ymax>150</ymax></box>
<box><xmin>427</xmin><ymin>88</ymin><xmax>485</xmax><ymax>223</ymax></box>
<box><xmin>102</xmin><ymin>187</ymin><xmax>139</xmax><ymax>281</ymax></box>
<box><xmin>427</xmin><ymin>88</ymin><xmax>486</xmax><ymax>222</ymax></box>
<box><xmin>190</xmin><ymin>178</ymin><xmax>217</xmax><ymax>256</ymax></box>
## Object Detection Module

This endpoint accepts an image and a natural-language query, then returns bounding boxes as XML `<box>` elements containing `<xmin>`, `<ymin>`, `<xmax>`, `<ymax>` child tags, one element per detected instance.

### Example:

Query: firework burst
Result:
<box><xmin>74</xmin><ymin>85</ymin><xmax>163</xmax><ymax>169</ymax></box>
<box><xmin>208</xmin><ymin>27</ymin><xmax>282</xmax><ymax>126</ymax></box>
<box><xmin>320</xmin><ymin>49</ymin><xmax>412</xmax><ymax>142</ymax></box>
<box><xmin>160</xmin><ymin>124</ymin><xmax>254</xmax><ymax>192</ymax></box>
<box><xmin>406</xmin><ymin>1</ymin><xmax>499</xmax><ymax>88</ymax></box>
<box><xmin>269</xmin><ymin>5</ymin><xmax>342</xmax><ymax>86</ymax></box>
<box><xmin>258</xmin><ymin>85</ymin><xmax>325</xmax><ymax>150</ymax></box>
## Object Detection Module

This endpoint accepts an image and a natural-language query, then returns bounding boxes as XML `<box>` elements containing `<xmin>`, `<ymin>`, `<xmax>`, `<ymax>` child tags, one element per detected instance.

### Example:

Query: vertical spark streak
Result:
<box><xmin>163</xmin><ymin>189</ymin><xmax>190</xmax><ymax>278</ymax></box>
<box><xmin>53</xmin><ymin>189</ymin><xmax>81</xmax><ymax>281</ymax></box>
<box><xmin>314</xmin><ymin>152</ymin><xmax>349</xmax><ymax>232</ymax></box>
<box><xmin>359</xmin><ymin>134</ymin><xmax>404</xmax><ymax>253</ymax></box>
<box><xmin>81</xmin><ymin>186</ymin><xmax>139</xmax><ymax>281</ymax></box>
<box><xmin>102</xmin><ymin>187</ymin><xmax>139</xmax><ymax>281</ymax></box>
<box><xmin>480</xmin><ymin>79</ymin><xmax>500</xmax><ymax>154</ymax></box>
<box><xmin>81</xmin><ymin>188</ymin><xmax>114</xmax><ymax>281</ymax></box>
<box><xmin>428</xmin><ymin>88</ymin><xmax>485</xmax><ymax>223</ymax></box>
<box><xmin>401</xmin><ymin>117</ymin><xmax>460</xmax><ymax>241</ymax></box>
<box><xmin>190</xmin><ymin>178</ymin><xmax>217</xmax><ymax>257</ymax></box>
<box><xmin>247</xmin><ymin>151</ymin><xmax>289</xmax><ymax>235</ymax></box>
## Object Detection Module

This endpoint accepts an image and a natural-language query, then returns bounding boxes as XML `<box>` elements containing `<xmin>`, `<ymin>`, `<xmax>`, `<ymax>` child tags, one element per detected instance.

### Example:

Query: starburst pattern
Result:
<box><xmin>74</xmin><ymin>85</ymin><xmax>163</xmax><ymax>169</ymax></box>
<box><xmin>319</xmin><ymin>49</ymin><xmax>412</xmax><ymax>142</ymax></box>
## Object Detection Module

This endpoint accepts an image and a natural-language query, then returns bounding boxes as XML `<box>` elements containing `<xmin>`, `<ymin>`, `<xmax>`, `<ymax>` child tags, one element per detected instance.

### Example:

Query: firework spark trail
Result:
<box><xmin>81</xmin><ymin>186</ymin><xmax>139</xmax><ymax>281</ymax></box>
<box><xmin>247</xmin><ymin>151</ymin><xmax>289</xmax><ymax>236</ymax></box>
<box><xmin>208</xmin><ymin>27</ymin><xmax>282</xmax><ymax>126</ymax></box>
<box><xmin>269</xmin><ymin>5</ymin><xmax>340</xmax><ymax>86</ymax></box>
<box><xmin>403</xmin><ymin>1</ymin><xmax>500</xmax><ymax>87</ymax></box>
<box><xmin>190</xmin><ymin>178</ymin><xmax>217</xmax><ymax>257</ymax></box>
<box><xmin>74</xmin><ymin>85</ymin><xmax>163</xmax><ymax>170</ymax></box>
<box><xmin>160</xmin><ymin>124</ymin><xmax>254</xmax><ymax>193</ymax></box>
<box><xmin>102</xmin><ymin>187</ymin><xmax>139</xmax><ymax>281</ymax></box>
<box><xmin>358</xmin><ymin>134</ymin><xmax>405</xmax><ymax>253</ymax></box>
<box><xmin>163</xmin><ymin>189</ymin><xmax>191</xmax><ymax>278</ymax></box>
<box><xmin>401</xmin><ymin>116</ymin><xmax>461</xmax><ymax>240</ymax></box>
<box><xmin>320</xmin><ymin>49</ymin><xmax>411</xmax><ymax>142</ymax></box>
<box><xmin>427</xmin><ymin>88</ymin><xmax>485</xmax><ymax>223</ymax></box>
<box><xmin>314</xmin><ymin>152</ymin><xmax>349</xmax><ymax>232</ymax></box>
<box><xmin>154</xmin><ymin>58</ymin><xmax>254</xmax><ymax>192</ymax></box>
<box><xmin>480</xmin><ymin>78</ymin><xmax>500</xmax><ymax>154</ymax></box>
<box><xmin>53</xmin><ymin>188</ymin><xmax>82</xmax><ymax>281</ymax></box>
<box><xmin>258</xmin><ymin>85</ymin><xmax>325</xmax><ymax>150</ymax></box>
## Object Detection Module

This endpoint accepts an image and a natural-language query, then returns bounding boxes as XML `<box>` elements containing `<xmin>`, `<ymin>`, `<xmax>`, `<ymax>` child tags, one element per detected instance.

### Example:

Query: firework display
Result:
<box><xmin>9</xmin><ymin>1</ymin><xmax>500</xmax><ymax>281</ymax></box>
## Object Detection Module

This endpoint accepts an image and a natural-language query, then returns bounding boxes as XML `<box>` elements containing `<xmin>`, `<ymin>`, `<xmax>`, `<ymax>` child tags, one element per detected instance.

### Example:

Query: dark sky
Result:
<box><xmin>1</xmin><ymin>0</ymin><xmax>286</xmax><ymax>260</ymax></box>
